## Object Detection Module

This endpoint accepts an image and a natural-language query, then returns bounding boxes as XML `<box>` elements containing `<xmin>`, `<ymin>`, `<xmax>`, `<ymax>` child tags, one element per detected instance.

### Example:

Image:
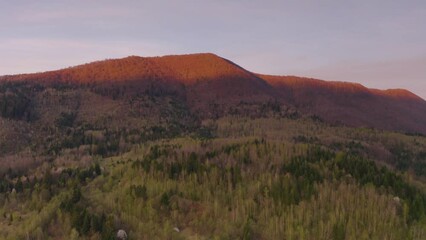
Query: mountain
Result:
<box><xmin>1</xmin><ymin>53</ymin><xmax>425</xmax><ymax>134</ymax></box>
<box><xmin>260</xmin><ymin>74</ymin><xmax>426</xmax><ymax>133</ymax></box>
<box><xmin>1</xmin><ymin>54</ymin><xmax>277</xmax><ymax>117</ymax></box>
<box><xmin>1</xmin><ymin>53</ymin><xmax>426</xmax><ymax>239</ymax></box>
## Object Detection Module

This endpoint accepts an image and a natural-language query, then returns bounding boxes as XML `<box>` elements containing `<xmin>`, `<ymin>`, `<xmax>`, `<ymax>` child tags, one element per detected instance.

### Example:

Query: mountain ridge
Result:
<box><xmin>1</xmin><ymin>53</ymin><xmax>422</xmax><ymax>101</ymax></box>
<box><xmin>1</xmin><ymin>53</ymin><xmax>425</xmax><ymax>134</ymax></box>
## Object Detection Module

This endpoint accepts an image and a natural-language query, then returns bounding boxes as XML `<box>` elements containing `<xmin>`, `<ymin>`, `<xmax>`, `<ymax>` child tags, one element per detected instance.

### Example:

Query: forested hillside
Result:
<box><xmin>2</xmin><ymin>53</ymin><xmax>426</xmax><ymax>133</ymax></box>
<box><xmin>1</xmin><ymin>117</ymin><xmax>426</xmax><ymax>239</ymax></box>
<box><xmin>0</xmin><ymin>54</ymin><xmax>426</xmax><ymax>239</ymax></box>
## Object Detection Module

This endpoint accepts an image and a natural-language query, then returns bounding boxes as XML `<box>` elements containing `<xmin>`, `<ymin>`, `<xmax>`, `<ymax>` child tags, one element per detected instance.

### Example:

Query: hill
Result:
<box><xmin>1</xmin><ymin>53</ymin><xmax>425</xmax><ymax>133</ymax></box>
<box><xmin>1</xmin><ymin>53</ymin><xmax>426</xmax><ymax>239</ymax></box>
<box><xmin>259</xmin><ymin>74</ymin><xmax>426</xmax><ymax>133</ymax></box>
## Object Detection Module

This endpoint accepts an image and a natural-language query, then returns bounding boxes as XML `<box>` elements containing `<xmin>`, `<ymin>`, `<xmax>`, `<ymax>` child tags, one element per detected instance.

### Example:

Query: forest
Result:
<box><xmin>1</xmin><ymin>115</ymin><xmax>426</xmax><ymax>239</ymax></box>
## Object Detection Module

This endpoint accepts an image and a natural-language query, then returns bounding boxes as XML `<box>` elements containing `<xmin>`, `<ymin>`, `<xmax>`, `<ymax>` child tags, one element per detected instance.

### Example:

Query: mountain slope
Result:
<box><xmin>1</xmin><ymin>53</ymin><xmax>426</xmax><ymax>133</ymax></box>
<box><xmin>1</xmin><ymin>53</ymin><xmax>277</xmax><ymax>116</ymax></box>
<box><xmin>258</xmin><ymin>74</ymin><xmax>426</xmax><ymax>133</ymax></box>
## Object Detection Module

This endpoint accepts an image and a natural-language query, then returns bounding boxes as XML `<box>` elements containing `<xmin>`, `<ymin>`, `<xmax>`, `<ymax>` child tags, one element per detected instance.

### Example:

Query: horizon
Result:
<box><xmin>1</xmin><ymin>1</ymin><xmax>425</xmax><ymax>99</ymax></box>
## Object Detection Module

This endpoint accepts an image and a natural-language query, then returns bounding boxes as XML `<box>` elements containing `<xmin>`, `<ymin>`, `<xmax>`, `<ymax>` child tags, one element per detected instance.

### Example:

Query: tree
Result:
<box><xmin>332</xmin><ymin>221</ymin><xmax>346</xmax><ymax>240</ymax></box>
<box><xmin>15</xmin><ymin>178</ymin><xmax>23</xmax><ymax>193</ymax></box>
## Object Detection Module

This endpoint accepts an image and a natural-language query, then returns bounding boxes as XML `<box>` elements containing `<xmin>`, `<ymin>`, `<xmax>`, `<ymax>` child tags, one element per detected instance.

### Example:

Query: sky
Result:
<box><xmin>1</xmin><ymin>0</ymin><xmax>425</xmax><ymax>99</ymax></box>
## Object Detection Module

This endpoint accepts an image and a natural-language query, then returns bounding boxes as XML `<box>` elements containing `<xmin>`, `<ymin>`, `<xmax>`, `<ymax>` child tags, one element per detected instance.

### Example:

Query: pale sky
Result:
<box><xmin>1</xmin><ymin>1</ymin><xmax>425</xmax><ymax>99</ymax></box>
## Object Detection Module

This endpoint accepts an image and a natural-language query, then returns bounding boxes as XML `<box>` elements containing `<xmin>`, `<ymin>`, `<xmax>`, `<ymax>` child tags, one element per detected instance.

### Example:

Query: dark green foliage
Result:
<box><xmin>222</xmin><ymin>144</ymin><xmax>241</xmax><ymax>155</ymax></box>
<box><xmin>411</xmin><ymin>194</ymin><xmax>426</xmax><ymax>221</ymax></box>
<box><xmin>270</xmin><ymin>176</ymin><xmax>316</xmax><ymax>206</ymax></box>
<box><xmin>146</xmin><ymin>145</ymin><xmax>168</xmax><ymax>160</ymax></box>
<box><xmin>81</xmin><ymin>209</ymin><xmax>91</xmax><ymax>234</ymax></box>
<box><xmin>0</xmin><ymin>179</ymin><xmax>11</xmax><ymax>193</ymax></box>
<box><xmin>90</xmin><ymin>214</ymin><xmax>103</xmax><ymax>233</ymax></box>
<box><xmin>150</xmin><ymin>126</ymin><xmax>167</xmax><ymax>138</ymax></box>
<box><xmin>196</xmin><ymin>126</ymin><xmax>216</xmax><ymax>139</ymax></box>
<box><xmin>0</xmin><ymin>82</ymin><xmax>38</xmax><ymax>121</ymax></box>
<box><xmin>54</xmin><ymin>128</ymin><xmax>127</xmax><ymax>157</ymax></box>
<box><xmin>0</xmin><ymin>174</ymin><xmax>36</xmax><ymax>194</ymax></box>
<box><xmin>77</xmin><ymin>165</ymin><xmax>100</xmax><ymax>183</ymax></box>
<box><xmin>417</xmin><ymin>151</ymin><xmax>426</xmax><ymax>160</ymax></box>
<box><xmin>266</xmin><ymin>100</ymin><xmax>281</xmax><ymax>113</ymax></box>
<box><xmin>391</xmin><ymin>146</ymin><xmax>412</xmax><ymax>171</ymax></box>
<box><xmin>281</xmin><ymin>157</ymin><xmax>323</xmax><ymax>183</ymax></box>
<box><xmin>56</xmin><ymin>112</ymin><xmax>77</xmax><ymax>128</ymax></box>
<box><xmin>160</xmin><ymin>192</ymin><xmax>170</xmax><ymax>206</ymax></box>
<box><xmin>130</xmin><ymin>184</ymin><xmax>148</xmax><ymax>200</ymax></box>
<box><xmin>94</xmin><ymin>163</ymin><xmax>101</xmax><ymax>175</ymax></box>
<box><xmin>414</xmin><ymin>161</ymin><xmax>426</xmax><ymax>177</ymax></box>
<box><xmin>0</xmin><ymin>93</ymin><xmax>31</xmax><ymax>120</ymax></box>
<box><xmin>95</xmin><ymin>130</ymin><xmax>121</xmax><ymax>157</ymax></box>
<box><xmin>414</xmin><ymin>151</ymin><xmax>426</xmax><ymax>177</ymax></box>
<box><xmin>336</xmin><ymin>155</ymin><xmax>380</xmax><ymax>185</ymax></box>
<box><xmin>242</xmin><ymin>216</ymin><xmax>253</xmax><ymax>240</ymax></box>
<box><xmin>404</xmin><ymin>132</ymin><xmax>426</xmax><ymax>137</ymax></box>
<box><xmin>15</xmin><ymin>178</ymin><xmax>23</xmax><ymax>193</ymax></box>
<box><xmin>101</xmin><ymin>215</ymin><xmax>116</xmax><ymax>240</ymax></box>
<box><xmin>271</xmin><ymin>148</ymin><xmax>328</xmax><ymax>205</ymax></box>
<box><xmin>390</xmin><ymin>144</ymin><xmax>413</xmax><ymax>171</ymax></box>
<box><xmin>169</xmin><ymin>162</ymin><xmax>182</xmax><ymax>179</ymax></box>
<box><xmin>330</xmin><ymin>140</ymin><xmax>364</xmax><ymax>155</ymax></box>
<box><xmin>70</xmin><ymin>207</ymin><xmax>89</xmax><ymax>234</ymax></box>
<box><xmin>205</xmin><ymin>151</ymin><xmax>218</xmax><ymax>159</ymax></box>
<box><xmin>60</xmin><ymin>187</ymin><xmax>82</xmax><ymax>211</ymax></box>
<box><xmin>187</xmin><ymin>152</ymin><xmax>200</xmax><ymax>174</ymax></box>
<box><xmin>160</xmin><ymin>190</ymin><xmax>174</xmax><ymax>209</ymax></box>
<box><xmin>230</xmin><ymin>166</ymin><xmax>242</xmax><ymax>189</ymax></box>
<box><xmin>132</xmin><ymin>158</ymin><xmax>152</xmax><ymax>172</ymax></box>
<box><xmin>167</xmin><ymin>153</ymin><xmax>204</xmax><ymax>179</ymax></box>
<box><xmin>305</xmin><ymin>146</ymin><xmax>335</xmax><ymax>163</ymax></box>
<box><xmin>71</xmin><ymin>186</ymin><xmax>82</xmax><ymax>204</ymax></box>
<box><xmin>240</xmin><ymin>151</ymin><xmax>252</xmax><ymax>165</ymax></box>
<box><xmin>58</xmin><ymin>169</ymin><xmax>111</xmax><ymax>238</ymax></box>
<box><xmin>96</xmin><ymin>142</ymin><xmax>107</xmax><ymax>156</ymax></box>
<box><xmin>42</xmin><ymin>170</ymin><xmax>54</xmax><ymax>188</ymax></box>
<box><xmin>60</xmin><ymin>129</ymin><xmax>87</xmax><ymax>149</ymax></box>
<box><xmin>293</xmin><ymin>135</ymin><xmax>319</xmax><ymax>144</ymax></box>
<box><xmin>336</xmin><ymin>153</ymin><xmax>426</xmax><ymax>222</ymax></box>
<box><xmin>332</xmin><ymin>221</ymin><xmax>346</xmax><ymax>240</ymax></box>
<box><xmin>310</xmin><ymin>115</ymin><xmax>324</xmax><ymax>123</ymax></box>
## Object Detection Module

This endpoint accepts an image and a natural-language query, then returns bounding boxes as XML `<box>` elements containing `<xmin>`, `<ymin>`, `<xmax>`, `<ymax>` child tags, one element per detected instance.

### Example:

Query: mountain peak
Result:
<box><xmin>1</xmin><ymin>53</ymin><xmax>255</xmax><ymax>85</ymax></box>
